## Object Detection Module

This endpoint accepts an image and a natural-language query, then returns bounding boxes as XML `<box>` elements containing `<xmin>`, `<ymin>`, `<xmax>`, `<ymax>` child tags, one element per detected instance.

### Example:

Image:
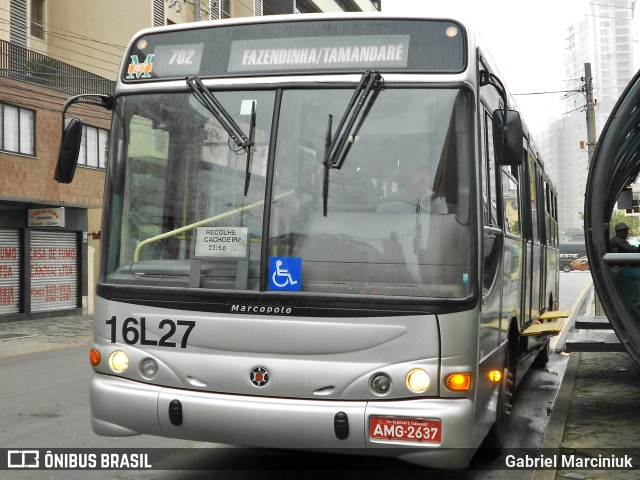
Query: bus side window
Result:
<box><xmin>502</xmin><ymin>169</ymin><xmax>521</xmax><ymax>236</ymax></box>
<box><xmin>482</xmin><ymin>109</ymin><xmax>501</xmax><ymax>293</ymax></box>
<box><xmin>482</xmin><ymin>111</ymin><xmax>499</xmax><ymax>226</ymax></box>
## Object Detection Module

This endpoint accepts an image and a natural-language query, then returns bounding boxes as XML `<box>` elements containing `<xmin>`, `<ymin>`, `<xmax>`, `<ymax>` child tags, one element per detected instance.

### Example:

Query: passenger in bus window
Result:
<box><xmin>610</xmin><ymin>222</ymin><xmax>639</xmax><ymax>253</ymax></box>
<box><xmin>377</xmin><ymin>159</ymin><xmax>448</xmax><ymax>214</ymax></box>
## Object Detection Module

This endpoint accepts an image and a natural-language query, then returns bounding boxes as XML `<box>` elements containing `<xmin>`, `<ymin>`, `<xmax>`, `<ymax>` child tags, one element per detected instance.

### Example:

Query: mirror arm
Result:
<box><xmin>479</xmin><ymin>69</ymin><xmax>508</xmax><ymax>114</ymax></box>
<box><xmin>60</xmin><ymin>94</ymin><xmax>113</xmax><ymax>134</ymax></box>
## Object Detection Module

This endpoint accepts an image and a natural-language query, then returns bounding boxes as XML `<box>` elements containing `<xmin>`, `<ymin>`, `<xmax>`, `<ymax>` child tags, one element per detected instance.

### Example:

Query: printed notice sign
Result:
<box><xmin>195</xmin><ymin>227</ymin><xmax>248</xmax><ymax>258</ymax></box>
<box><xmin>228</xmin><ymin>35</ymin><xmax>409</xmax><ymax>72</ymax></box>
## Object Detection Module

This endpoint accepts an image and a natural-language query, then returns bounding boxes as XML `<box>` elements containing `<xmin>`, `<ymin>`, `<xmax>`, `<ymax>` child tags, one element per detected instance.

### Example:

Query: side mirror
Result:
<box><xmin>492</xmin><ymin>109</ymin><xmax>523</xmax><ymax>166</ymax></box>
<box><xmin>55</xmin><ymin>118</ymin><xmax>84</xmax><ymax>184</ymax></box>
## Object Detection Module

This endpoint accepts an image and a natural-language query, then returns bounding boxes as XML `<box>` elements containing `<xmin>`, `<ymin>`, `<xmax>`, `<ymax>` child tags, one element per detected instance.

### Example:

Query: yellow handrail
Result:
<box><xmin>133</xmin><ymin>189</ymin><xmax>295</xmax><ymax>262</ymax></box>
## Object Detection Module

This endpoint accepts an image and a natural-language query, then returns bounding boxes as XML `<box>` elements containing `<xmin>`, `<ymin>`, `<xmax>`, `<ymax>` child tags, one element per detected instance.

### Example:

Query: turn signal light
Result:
<box><xmin>89</xmin><ymin>348</ymin><xmax>101</xmax><ymax>366</ymax></box>
<box><xmin>446</xmin><ymin>373</ymin><xmax>472</xmax><ymax>392</ymax></box>
<box><xmin>489</xmin><ymin>370</ymin><xmax>502</xmax><ymax>382</ymax></box>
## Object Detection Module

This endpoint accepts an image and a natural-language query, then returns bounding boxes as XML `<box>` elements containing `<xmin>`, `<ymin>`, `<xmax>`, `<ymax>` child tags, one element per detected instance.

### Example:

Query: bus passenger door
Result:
<box><xmin>480</xmin><ymin>109</ymin><xmax>503</xmax><ymax>362</ymax></box>
<box><xmin>523</xmin><ymin>150</ymin><xmax>542</xmax><ymax>325</ymax></box>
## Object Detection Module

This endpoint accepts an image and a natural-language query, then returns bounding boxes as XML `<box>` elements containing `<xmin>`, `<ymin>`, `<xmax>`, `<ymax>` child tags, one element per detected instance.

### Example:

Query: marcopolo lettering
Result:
<box><xmin>231</xmin><ymin>304</ymin><xmax>293</xmax><ymax>315</ymax></box>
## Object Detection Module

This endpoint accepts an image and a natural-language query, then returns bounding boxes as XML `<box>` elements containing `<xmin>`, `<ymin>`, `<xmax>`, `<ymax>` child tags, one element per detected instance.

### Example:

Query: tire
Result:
<box><xmin>562</xmin><ymin>265</ymin><xmax>572</xmax><ymax>272</ymax></box>
<box><xmin>533</xmin><ymin>338</ymin><xmax>550</xmax><ymax>368</ymax></box>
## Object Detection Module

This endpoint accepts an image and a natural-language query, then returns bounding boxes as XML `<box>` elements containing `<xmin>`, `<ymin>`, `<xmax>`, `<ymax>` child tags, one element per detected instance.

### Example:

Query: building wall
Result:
<box><xmin>30</xmin><ymin>0</ymin><xmax>152</xmax><ymax>80</ymax></box>
<box><xmin>0</xmin><ymin>0</ymin><xmax>9</xmax><ymax>43</ymax></box>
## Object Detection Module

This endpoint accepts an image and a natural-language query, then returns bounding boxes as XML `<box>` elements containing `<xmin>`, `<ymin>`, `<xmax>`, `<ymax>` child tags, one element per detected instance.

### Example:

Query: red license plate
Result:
<box><xmin>370</xmin><ymin>416</ymin><xmax>442</xmax><ymax>443</ymax></box>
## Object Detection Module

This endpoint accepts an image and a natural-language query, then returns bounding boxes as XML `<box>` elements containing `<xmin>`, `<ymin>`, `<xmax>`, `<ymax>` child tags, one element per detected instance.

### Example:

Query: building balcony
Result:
<box><xmin>0</xmin><ymin>40</ymin><xmax>115</xmax><ymax>96</ymax></box>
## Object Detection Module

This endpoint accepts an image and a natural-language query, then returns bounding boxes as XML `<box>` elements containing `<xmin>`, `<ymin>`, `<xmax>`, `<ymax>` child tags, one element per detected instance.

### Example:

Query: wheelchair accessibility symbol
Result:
<box><xmin>268</xmin><ymin>257</ymin><xmax>302</xmax><ymax>291</ymax></box>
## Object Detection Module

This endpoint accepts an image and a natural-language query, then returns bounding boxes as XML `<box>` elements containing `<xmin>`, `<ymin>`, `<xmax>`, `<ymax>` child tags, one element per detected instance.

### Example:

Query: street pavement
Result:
<box><xmin>1</xmin><ymin>293</ymin><xmax>639</xmax><ymax>478</ymax></box>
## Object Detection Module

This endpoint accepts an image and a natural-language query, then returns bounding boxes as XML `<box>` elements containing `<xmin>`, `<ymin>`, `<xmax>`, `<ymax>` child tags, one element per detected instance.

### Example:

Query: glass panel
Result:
<box><xmin>86</xmin><ymin>126</ymin><xmax>98</xmax><ymax>167</ymax></box>
<box><xmin>503</xmin><ymin>170</ymin><xmax>520</xmax><ymax>236</ymax></box>
<box><xmin>269</xmin><ymin>88</ymin><xmax>473</xmax><ymax>298</ymax></box>
<box><xmin>98</xmin><ymin>129</ymin><xmax>109</xmax><ymax>169</ymax></box>
<box><xmin>3</xmin><ymin>105</ymin><xmax>18</xmax><ymax>152</ymax></box>
<box><xmin>105</xmin><ymin>90</ymin><xmax>275</xmax><ymax>290</ymax></box>
<box><xmin>78</xmin><ymin>128</ymin><xmax>87</xmax><ymax>165</ymax></box>
<box><xmin>19</xmin><ymin>109</ymin><xmax>34</xmax><ymax>155</ymax></box>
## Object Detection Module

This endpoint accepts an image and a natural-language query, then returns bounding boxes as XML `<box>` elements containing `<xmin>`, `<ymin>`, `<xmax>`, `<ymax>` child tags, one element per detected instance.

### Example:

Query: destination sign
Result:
<box><xmin>123</xmin><ymin>19</ymin><xmax>466</xmax><ymax>81</ymax></box>
<box><xmin>227</xmin><ymin>35</ymin><xmax>409</xmax><ymax>72</ymax></box>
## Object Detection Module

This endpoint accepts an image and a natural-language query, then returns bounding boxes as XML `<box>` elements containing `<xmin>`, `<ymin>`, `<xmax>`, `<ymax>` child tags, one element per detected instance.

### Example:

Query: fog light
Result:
<box><xmin>139</xmin><ymin>358</ymin><xmax>158</xmax><ymax>379</ymax></box>
<box><xmin>446</xmin><ymin>373</ymin><xmax>472</xmax><ymax>391</ymax></box>
<box><xmin>406</xmin><ymin>369</ymin><xmax>430</xmax><ymax>393</ymax></box>
<box><xmin>371</xmin><ymin>373</ymin><xmax>392</xmax><ymax>395</ymax></box>
<box><xmin>108</xmin><ymin>350</ymin><xmax>129</xmax><ymax>373</ymax></box>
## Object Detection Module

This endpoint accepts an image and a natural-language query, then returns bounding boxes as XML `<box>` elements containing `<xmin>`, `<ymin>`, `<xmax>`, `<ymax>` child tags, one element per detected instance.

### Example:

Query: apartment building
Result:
<box><xmin>541</xmin><ymin>0</ymin><xmax>636</xmax><ymax>231</ymax></box>
<box><xmin>0</xmin><ymin>0</ymin><xmax>380</xmax><ymax>321</ymax></box>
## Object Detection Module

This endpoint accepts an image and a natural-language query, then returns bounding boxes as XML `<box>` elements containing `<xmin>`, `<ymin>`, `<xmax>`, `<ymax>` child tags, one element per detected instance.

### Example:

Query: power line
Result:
<box><xmin>514</xmin><ymin>89</ymin><xmax>582</xmax><ymax>96</ymax></box>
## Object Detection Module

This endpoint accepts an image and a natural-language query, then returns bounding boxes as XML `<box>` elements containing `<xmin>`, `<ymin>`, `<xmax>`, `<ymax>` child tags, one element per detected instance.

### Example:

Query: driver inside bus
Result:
<box><xmin>377</xmin><ymin>156</ymin><xmax>448</xmax><ymax>214</ymax></box>
<box><xmin>610</xmin><ymin>222</ymin><xmax>640</xmax><ymax>253</ymax></box>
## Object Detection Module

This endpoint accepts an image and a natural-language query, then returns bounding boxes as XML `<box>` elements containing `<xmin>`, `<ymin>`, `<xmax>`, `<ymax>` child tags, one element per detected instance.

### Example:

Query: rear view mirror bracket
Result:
<box><xmin>480</xmin><ymin>70</ymin><xmax>524</xmax><ymax>166</ymax></box>
<box><xmin>54</xmin><ymin>94</ymin><xmax>113</xmax><ymax>184</ymax></box>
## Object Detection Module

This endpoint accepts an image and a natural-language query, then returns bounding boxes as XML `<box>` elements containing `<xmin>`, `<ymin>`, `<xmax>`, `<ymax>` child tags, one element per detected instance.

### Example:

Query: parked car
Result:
<box><xmin>566</xmin><ymin>255</ymin><xmax>590</xmax><ymax>272</ymax></box>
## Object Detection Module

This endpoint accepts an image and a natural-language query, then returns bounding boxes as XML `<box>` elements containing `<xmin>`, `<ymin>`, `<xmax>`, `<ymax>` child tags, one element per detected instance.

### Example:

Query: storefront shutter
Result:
<box><xmin>0</xmin><ymin>229</ymin><xmax>21</xmax><ymax>314</ymax></box>
<box><xmin>30</xmin><ymin>231</ymin><xmax>78</xmax><ymax>312</ymax></box>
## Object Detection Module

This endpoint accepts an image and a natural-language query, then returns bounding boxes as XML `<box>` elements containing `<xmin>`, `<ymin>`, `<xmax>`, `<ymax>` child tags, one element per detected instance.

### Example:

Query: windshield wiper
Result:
<box><xmin>187</xmin><ymin>76</ymin><xmax>256</xmax><ymax>196</ymax></box>
<box><xmin>322</xmin><ymin>114</ymin><xmax>333</xmax><ymax>216</ymax></box>
<box><xmin>244</xmin><ymin>100</ymin><xmax>256</xmax><ymax>196</ymax></box>
<box><xmin>322</xmin><ymin>70</ymin><xmax>382</xmax><ymax>216</ymax></box>
<box><xmin>186</xmin><ymin>76</ymin><xmax>252</xmax><ymax>149</ymax></box>
<box><xmin>327</xmin><ymin>70</ymin><xmax>382</xmax><ymax>169</ymax></box>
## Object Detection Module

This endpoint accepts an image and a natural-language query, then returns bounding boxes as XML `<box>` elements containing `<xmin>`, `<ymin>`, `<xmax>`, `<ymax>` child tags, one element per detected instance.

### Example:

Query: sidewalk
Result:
<box><xmin>535</xmin><ymin>288</ymin><xmax>640</xmax><ymax>480</ymax></box>
<box><xmin>0</xmin><ymin>313</ymin><xmax>93</xmax><ymax>358</ymax></box>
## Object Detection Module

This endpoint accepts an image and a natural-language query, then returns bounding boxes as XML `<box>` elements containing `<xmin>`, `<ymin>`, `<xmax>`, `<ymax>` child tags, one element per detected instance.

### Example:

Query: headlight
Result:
<box><xmin>108</xmin><ymin>350</ymin><xmax>129</xmax><ymax>373</ymax></box>
<box><xmin>405</xmin><ymin>369</ymin><xmax>430</xmax><ymax>393</ymax></box>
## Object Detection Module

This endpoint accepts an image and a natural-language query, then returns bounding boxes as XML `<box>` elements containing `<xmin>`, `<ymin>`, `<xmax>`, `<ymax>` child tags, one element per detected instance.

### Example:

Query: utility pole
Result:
<box><xmin>584</xmin><ymin>62</ymin><xmax>604</xmax><ymax>315</ymax></box>
<box><xmin>584</xmin><ymin>63</ymin><xmax>597</xmax><ymax>166</ymax></box>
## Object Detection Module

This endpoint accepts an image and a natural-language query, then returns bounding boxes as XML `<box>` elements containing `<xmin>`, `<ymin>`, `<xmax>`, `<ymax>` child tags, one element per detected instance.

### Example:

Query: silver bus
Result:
<box><xmin>56</xmin><ymin>12</ymin><xmax>559</xmax><ymax>469</ymax></box>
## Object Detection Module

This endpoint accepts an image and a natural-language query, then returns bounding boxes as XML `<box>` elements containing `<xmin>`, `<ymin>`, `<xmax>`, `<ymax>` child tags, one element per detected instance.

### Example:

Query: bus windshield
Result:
<box><xmin>104</xmin><ymin>86</ymin><xmax>474</xmax><ymax>299</ymax></box>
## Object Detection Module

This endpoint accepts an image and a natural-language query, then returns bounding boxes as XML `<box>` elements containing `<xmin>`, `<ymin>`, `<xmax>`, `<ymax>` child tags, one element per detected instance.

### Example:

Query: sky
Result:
<box><xmin>382</xmin><ymin>0</ymin><xmax>589</xmax><ymax>134</ymax></box>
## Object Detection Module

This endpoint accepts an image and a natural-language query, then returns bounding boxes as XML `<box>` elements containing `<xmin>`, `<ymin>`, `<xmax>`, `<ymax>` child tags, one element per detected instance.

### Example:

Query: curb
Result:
<box><xmin>551</xmin><ymin>281</ymin><xmax>593</xmax><ymax>353</ymax></box>
<box><xmin>530</xmin><ymin>352</ymin><xmax>579</xmax><ymax>480</ymax></box>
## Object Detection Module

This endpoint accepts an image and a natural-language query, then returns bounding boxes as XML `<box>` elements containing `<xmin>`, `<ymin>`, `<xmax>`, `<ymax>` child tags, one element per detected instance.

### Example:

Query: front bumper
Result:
<box><xmin>91</xmin><ymin>373</ymin><xmax>475</xmax><ymax>468</ymax></box>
